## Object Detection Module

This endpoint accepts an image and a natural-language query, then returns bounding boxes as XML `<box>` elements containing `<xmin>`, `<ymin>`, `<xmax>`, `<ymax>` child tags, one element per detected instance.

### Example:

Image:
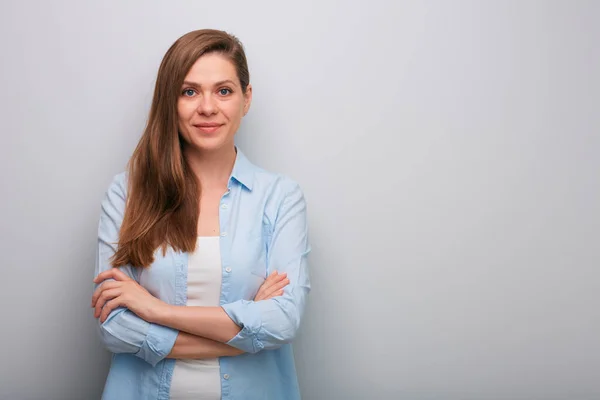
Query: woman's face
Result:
<box><xmin>177</xmin><ymin>53</ymin><xmax>252</xmax><ymax>154</ymax></box>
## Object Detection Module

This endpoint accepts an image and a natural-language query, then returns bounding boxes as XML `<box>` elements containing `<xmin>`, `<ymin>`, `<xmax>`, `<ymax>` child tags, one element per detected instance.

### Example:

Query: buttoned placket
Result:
<box><xmin>219</xmin><ymin>183</ymin><xmax>233</xmax><ymax>399</ymax></box>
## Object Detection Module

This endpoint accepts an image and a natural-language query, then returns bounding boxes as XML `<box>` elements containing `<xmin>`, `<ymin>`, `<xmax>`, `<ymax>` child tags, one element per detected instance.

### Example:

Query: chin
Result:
<box><xmin>189</xmin><ymin>136</ymin><xmax>232</xmax><ymax>153</ymax></box>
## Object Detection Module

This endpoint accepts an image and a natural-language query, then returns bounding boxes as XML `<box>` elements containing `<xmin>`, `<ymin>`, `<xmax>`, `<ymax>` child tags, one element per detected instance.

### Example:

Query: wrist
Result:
<box><xmin>149</xmin><ymin>301</ymin><xmax>172</xmax><ymax>324</ymax></box>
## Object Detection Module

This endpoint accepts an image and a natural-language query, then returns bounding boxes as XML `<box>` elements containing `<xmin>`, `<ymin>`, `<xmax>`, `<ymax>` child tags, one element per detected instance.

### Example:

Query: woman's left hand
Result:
<box><xmin>92</xmin><ymin>268</ymin><xmax>166</xmax><ymax>323</ymax></box>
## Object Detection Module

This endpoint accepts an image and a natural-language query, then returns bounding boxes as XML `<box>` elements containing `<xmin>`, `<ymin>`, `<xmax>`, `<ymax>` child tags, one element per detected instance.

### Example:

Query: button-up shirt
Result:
<box><xmin>95</xmin><ymin>149</ymin><xmax>311</xmax><ymax>399</ymax></box>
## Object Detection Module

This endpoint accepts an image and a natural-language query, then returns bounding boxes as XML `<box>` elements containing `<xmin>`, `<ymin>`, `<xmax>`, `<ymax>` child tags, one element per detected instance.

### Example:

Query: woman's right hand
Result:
<box><xmin>254</xmin><ymin>271</ymin><xmax>289</xmax><ymax>301</ymax></box>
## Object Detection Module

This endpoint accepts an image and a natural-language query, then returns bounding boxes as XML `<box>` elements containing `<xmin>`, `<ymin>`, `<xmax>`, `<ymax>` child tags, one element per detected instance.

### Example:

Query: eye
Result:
<box><xmin>218</xmin><ymin>88</ymin><xmax>232</xmax><ymax>96</ymax></box>
<box><xmin>182</xmin><ymin>89</ymin><xmax>196</xmax><ymax>97</ymax></box>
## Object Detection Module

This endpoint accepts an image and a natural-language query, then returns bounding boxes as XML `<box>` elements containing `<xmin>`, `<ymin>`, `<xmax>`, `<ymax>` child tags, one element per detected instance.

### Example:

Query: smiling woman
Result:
<box><xmin>91</xmin><ymin>29</ymin><xmax>311</xmax><ymax>400</ymax></box>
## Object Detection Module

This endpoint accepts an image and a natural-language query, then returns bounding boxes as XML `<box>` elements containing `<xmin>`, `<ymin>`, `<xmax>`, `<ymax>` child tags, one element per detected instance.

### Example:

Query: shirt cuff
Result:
<box><xmin>222</xmin><ymin>300</ymin><xmax>263</xmax><ymax>353</ymax></box>
<box><xmin>135</xmin><ymin>323</ymin><xmax>179</xmax><ymax>367</ymax></box>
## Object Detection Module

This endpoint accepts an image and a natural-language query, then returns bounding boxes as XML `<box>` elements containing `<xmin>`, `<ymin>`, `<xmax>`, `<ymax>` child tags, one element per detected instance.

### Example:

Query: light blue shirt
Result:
<box><xmin>95</xmin><ymin>149</ymin><xmax>311</xmax><ymax>399</ymax></box>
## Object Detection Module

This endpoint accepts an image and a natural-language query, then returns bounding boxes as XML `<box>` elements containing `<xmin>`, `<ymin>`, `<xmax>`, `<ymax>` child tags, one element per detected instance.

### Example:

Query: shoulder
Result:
<box><xmin>249</xmin><ymin>167</ymin><xmax>308</xmax><ymax>233</ymax></box>
<box><xmin>248</xmin><ymin>167</ymin><xmax>308</xmax><ymax>226</ymax></box>
<box><xmin>234</xmin><ymin>148</ymin><xmax>303</xmax><ymax>199</ymax></box>
<box><xmin>108</xmin><ymin>171</ymin><xmax>128</xmax><ymax>195</ymax></box>
<box><xmin>251</xmin><ymin>166</ymin><xmax>304</xmax><ymax>201</ymax></box>
<box><xmin>102</xmin><ymin>171</ymin><xmax>129</xmax><ymax>209</ymax></box>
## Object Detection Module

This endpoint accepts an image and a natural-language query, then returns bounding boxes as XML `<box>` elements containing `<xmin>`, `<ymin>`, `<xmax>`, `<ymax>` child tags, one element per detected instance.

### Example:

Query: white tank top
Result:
<box><xmin>170</xmin><ymin>236</ymin><xmax>222</xmax><ymax>400</ymax></box>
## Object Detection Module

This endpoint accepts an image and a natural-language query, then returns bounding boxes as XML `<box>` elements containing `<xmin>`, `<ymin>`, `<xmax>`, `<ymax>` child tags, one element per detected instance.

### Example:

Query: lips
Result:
<box><xmin>193</xmin><ymin>123</ymin><xmax>223</xmax><ymax>134</ymax></box>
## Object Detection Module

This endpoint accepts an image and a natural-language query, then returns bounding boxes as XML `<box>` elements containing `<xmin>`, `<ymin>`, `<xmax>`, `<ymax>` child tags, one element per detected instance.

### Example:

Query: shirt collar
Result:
<box><xmin>230</xmin><ymin>147</ymin><xmax>256</xmax><ymax>191</ymax></box>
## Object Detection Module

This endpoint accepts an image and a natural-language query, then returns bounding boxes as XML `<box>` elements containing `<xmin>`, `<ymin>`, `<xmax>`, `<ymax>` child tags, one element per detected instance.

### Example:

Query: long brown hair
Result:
<box><xmin>111</xmin><ymin>29</ymin><xmax>250</xmax><ymax>268</ymax></box>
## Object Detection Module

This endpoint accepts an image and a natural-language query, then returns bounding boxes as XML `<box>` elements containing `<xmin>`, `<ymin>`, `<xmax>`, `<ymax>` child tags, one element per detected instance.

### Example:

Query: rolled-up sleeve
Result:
<box><xmin>94</xmin><ymin>173</ymin><xmax>178</xmax><ymax>367</ymax></box>
<box><xmin>222</xmin><ymin>182</ymin><xmax>311</xmax><ymax>353</ymax></box>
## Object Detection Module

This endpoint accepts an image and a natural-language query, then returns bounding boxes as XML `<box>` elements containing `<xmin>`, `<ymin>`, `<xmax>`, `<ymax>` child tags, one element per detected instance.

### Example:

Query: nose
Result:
<box><xmin>196</xmin><ymin>92</ymin><xmax>217</xmax><ymax>116</ymax></box>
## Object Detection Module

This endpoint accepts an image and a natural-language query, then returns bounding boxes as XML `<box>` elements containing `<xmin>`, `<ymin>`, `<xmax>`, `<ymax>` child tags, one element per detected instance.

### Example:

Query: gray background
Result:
<box><xmin>1</xmin><ymin>1</ymin><xmax>598</xmax><ymax>399</ymax></box>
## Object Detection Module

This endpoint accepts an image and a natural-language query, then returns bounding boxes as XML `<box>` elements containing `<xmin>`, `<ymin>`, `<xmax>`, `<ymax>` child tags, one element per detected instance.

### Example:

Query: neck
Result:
<box><xmin>184</xmin><ymin>144</ymin><xmax>237</xmax><ymax>188</ymax></box>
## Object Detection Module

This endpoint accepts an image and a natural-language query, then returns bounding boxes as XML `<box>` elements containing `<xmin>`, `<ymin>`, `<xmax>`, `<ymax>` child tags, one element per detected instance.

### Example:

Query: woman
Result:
<box><xmin>91</xmin><ymin>29</ymin><xmax>311</xmax><ymax>400</ymax></box>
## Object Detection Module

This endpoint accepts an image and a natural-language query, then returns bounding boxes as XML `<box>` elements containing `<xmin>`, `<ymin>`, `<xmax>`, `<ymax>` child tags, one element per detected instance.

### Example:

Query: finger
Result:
<box><xmin>99</xmin><ymin>298</ymin><xmax>122</xmax><ymax>323</ymax></box>
<box><xmin>91</xmin><ymin>281</ymin><xmax>120</xmax><ymax>307</ymax></box>
<box><xmin>94</xmin><ymin>288</ymin><xmax>122</xmax><ymax>318</ymax></box>
<box><xmin>255</xmin><ymin>271</ymin><xmax>288</xmax><ymax>301</ymax></box>
<box><xmin>254</xmin><ymin>273</ymin><xmax>276</xmax><ymax>300</ymax></box>
<box><xmin>93</xmin><ymin>268</ymin><xmax>132</xmax><ymax>284</ymax></box>
<box><xmin>256</xmin><ymin>278</ymin><xmax>286</xmax><ymax>301</ymax></box>
<box><xmin>264</xmin><ymin>290</ymin><xmax>285</xmax><ymax>300</ymax></box>
<box><xmin>98</xmin><ymin>268</ymin><xmax>132</xmax><ymax>283</ymax></box>
<box><xmin>264</xmin><ymin>277</ymin><xmax>290</xmax><ymax>296</ymax></box>
<box><xmin>260</xmin><ymin>272</ymin><xmax>287</xmax><ymax>292</ymax></box>
<box><xmin>267</xmin><ymin>271</ymin><xmax>287</xmax><ymax>282</ymax></box>
<box><xmin>254</xmin><ymin>283</ymin><xmax>270</xmax><ymax>301</ymax></box>
<box><xmin>262</xmin><ymin>278</ymin><xmax>290</xmax><ymax>299</ymax></box>
<box><xmin>262</xmin><ymin>273</ymin><xmax>287</xmax><ymax>293</ymax></box>
<box><xmin>264</xmin><ymin>270</ymin><xmax>281</xmax><ymax>281</ymax></box>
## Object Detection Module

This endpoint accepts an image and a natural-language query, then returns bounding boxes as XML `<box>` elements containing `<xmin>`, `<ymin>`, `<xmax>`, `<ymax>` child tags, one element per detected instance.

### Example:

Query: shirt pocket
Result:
<box><xmin>231</xmin><ymin>217</ymin><xmax>271</xmax><ymax>285</ymax></box>
<box><xmin>230</xmin><ymin>230</ymin><xmax>269</xmax><ymax>301</ymax></box>
<box><xmin>245</xmin><ymin>231</ymin><xmax>269</xmax><ymax>279</ymax></box>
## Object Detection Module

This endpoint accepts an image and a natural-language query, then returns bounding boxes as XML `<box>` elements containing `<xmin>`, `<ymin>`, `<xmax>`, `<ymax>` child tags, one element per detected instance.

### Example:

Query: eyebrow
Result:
<box><xmin>182</xmin><ymin>79</ymin><xmax>238</xmax><ymax>88</ymax></box>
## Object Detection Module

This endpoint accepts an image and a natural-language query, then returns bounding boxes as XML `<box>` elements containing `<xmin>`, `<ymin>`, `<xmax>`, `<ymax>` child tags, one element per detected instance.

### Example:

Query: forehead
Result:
<box><xmin>183</xmin><ymin>53</ymin><xmax>239</xmax><ymax>86</ymax></box>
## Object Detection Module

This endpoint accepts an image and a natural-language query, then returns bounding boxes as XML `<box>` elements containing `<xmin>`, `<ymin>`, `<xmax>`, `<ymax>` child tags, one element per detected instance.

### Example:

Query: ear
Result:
<box><xmin>243</xmin><ymin>84</ymin><xmax>253</xmax><ymax>116</ymax></box>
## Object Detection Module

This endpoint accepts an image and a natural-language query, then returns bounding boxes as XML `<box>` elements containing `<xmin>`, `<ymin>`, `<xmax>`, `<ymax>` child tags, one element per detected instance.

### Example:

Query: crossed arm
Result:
<box><xmin>91</xmin><ymin>269</ymin><xmax>288</xmax><ymax>360</ymax></box>
<box><xmin>92</xmin><ymin>174</ymin><xmax>310</xmax><ymax>367</ymax></box>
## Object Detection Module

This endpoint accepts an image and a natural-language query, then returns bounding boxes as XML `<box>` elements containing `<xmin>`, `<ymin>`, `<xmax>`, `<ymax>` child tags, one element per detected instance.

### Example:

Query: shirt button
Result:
<box><xmin>225</xmin><ymin>267</ymin><xmax>232</xmax><ymax>273</ymax></box>
<box><xmin>221</xmin><ymin>204</ymin><xmax>228</xmax><ymax>209</ymax></box>
<box><xmin>221</xmin><ymin>232</ymin><xmax>228</xmax><ymax>237</ymax></box>
<box><xmin>223</xmin><ymin>374</ymin><xmax>230</xmax><ymax>380</ymax></box>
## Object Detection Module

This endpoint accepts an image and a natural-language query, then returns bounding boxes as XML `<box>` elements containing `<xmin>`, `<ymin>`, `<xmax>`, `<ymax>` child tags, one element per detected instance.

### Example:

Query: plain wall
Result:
<box><xmin>0</xmin><ymin>1</ymin><xmax>598</xmax><ymax>399</ymax></box>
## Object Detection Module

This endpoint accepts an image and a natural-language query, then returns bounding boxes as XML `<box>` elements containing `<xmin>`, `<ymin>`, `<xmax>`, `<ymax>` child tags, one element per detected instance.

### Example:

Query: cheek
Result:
<box><xmin>177</xmin><ymin>101</ymin><xmax>194</xmax><ymax>124</ymax></box>
<box><xmin>223</xmin><ymin>103</ymin><xmax>245</xmax><ymax>127</ymax></box>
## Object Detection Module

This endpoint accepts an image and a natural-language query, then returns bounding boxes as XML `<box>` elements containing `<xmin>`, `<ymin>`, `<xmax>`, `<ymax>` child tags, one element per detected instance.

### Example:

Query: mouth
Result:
<box><xmin>192</xmin><ymin>123</ymin><xmax>223</xmax><ymax>134</ymax></box>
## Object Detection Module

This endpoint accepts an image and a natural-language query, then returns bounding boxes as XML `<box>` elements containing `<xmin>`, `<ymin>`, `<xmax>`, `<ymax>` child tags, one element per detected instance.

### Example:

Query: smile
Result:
<box><xmin>193</xmin><ymin>124</ymin><xmax>223</xmax><ymax>134</ymax></box>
